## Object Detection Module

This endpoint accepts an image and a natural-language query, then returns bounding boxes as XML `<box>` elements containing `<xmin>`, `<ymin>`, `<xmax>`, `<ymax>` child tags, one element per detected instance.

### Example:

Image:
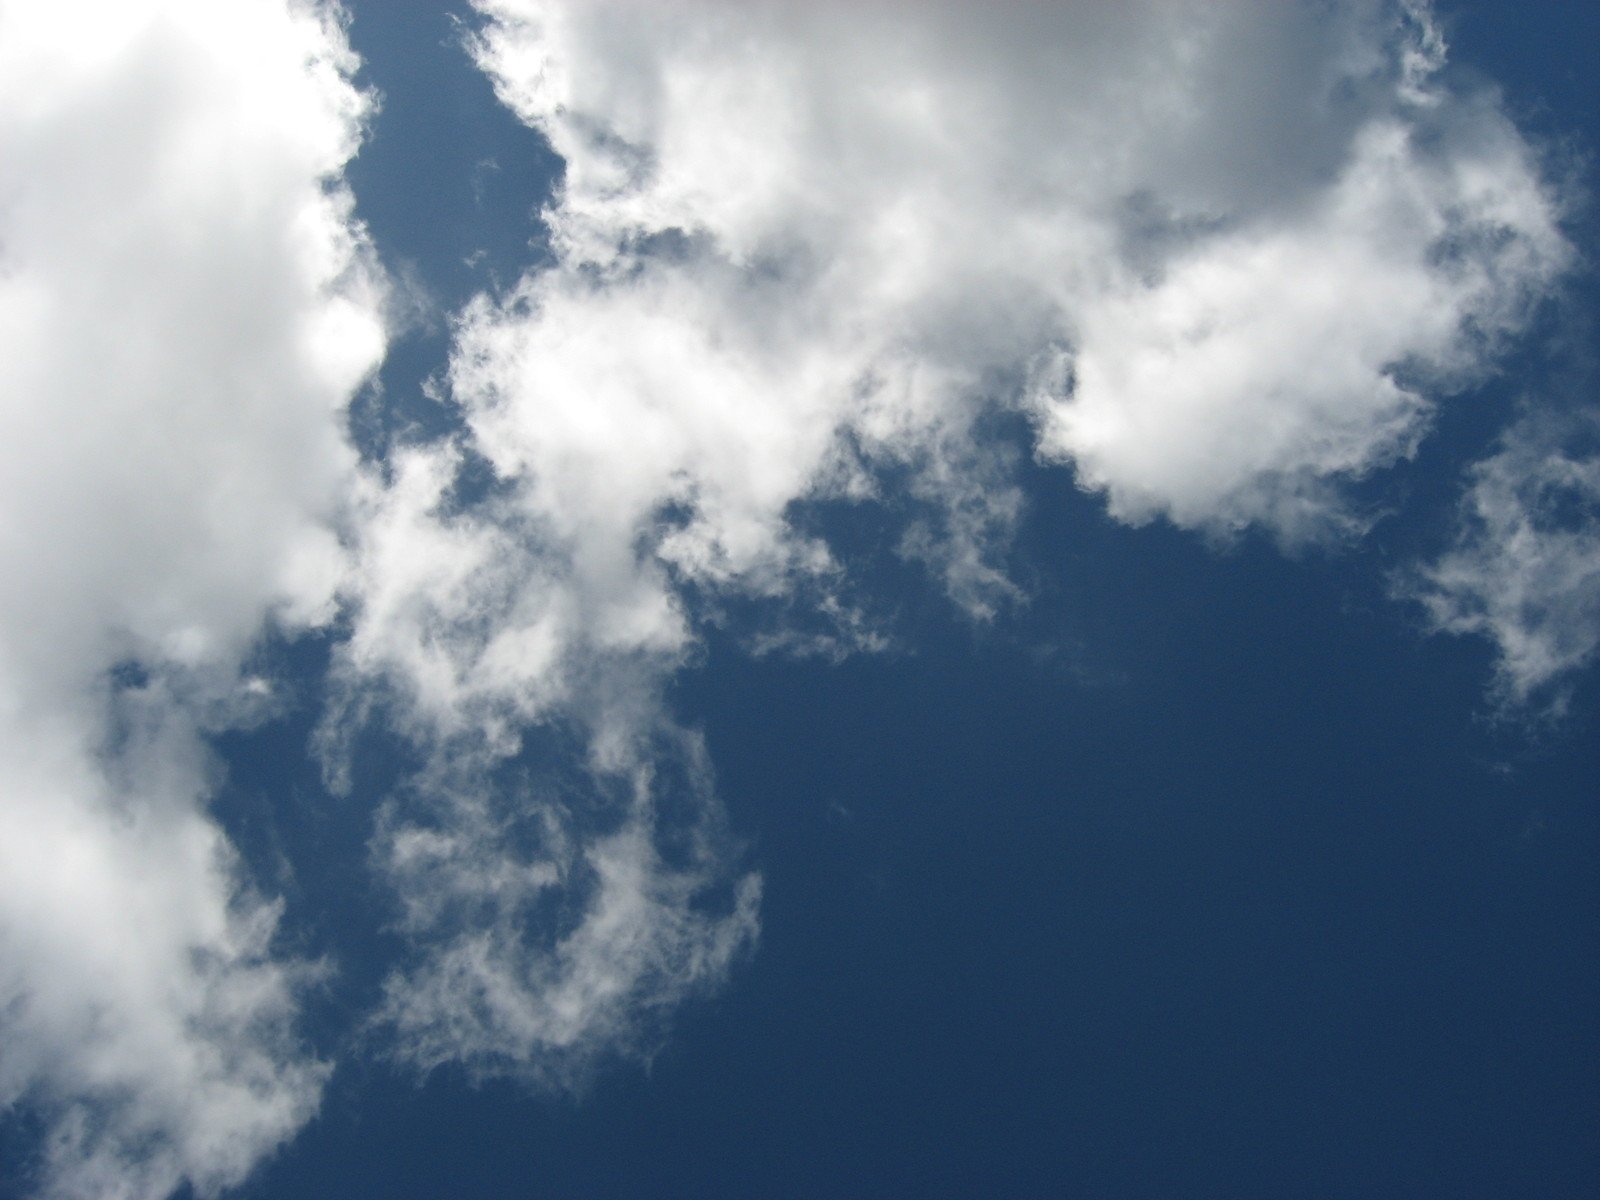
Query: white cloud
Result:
<box><xmin>457</xmin><ymin>0</ymin><xmax>1568</xmax><ymax>602</ymax></box>
<box><xmin>0</xmin><ymin>1</ymin><xmax>383</xmax><ymax>1195</ymax></box>
<box><xmin>1041</xmin><ymin>107</ymin><xmax>1569</xmax><ymax>535</ymax></box>
<box><xmin>0</xmin><ymin>0</ymin><xmax>1582</xmax><ymax>1191</ymax></box>
<box><xmin>1408</xmin><ymin>413</ymin><xmax>1600</xmax><ymax>710</ymax></box>
<box><xmin>336</xmin><ymin>0</ymin><xmax>1574</xmax><ymax>1081</ymax></box>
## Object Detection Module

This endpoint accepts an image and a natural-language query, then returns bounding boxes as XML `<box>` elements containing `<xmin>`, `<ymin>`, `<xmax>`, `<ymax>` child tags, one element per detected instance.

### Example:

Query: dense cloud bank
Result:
<box><xmin>0</xmin><ymin>1</ymin><xmax>1594</xmax><ymax>1196</ymax></box>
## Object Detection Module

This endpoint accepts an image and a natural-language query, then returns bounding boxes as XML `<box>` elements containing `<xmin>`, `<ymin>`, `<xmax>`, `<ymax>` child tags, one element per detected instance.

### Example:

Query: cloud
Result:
<box><xmin>465</xmin><ymin>0</ymin><xmax>1567</xmax><ymax>552</ymax></box>
<box><xmin>368</xmin><ymin>724</ymin><xmax>760</xmax><ymax>1086</ymax></box>
<box><xmin>1</xmin><ymin>0</ymin><xmax>1586</xmax><ymax>1193</ymax></box>
<box><xmin>444</xmin><ymin>0</ymin><xmax>1575</xmax><ymax>670</ymax></box>
<box><xmin>315</xmin><ymin>0</ymin><xmax>1571</xmax><ymax>1082</ymax></box>
<box><xmin>1036</xmin><ymin>105</ymin><xmax>1568</xmax><ymax>535</ymax></box>
<box><xmin>1407</xmin><ymin>413</ymin><xmax>1600</xmax><ymax>710</ymax></box>
<box><xmin>325</xmin><ymin>440</ymin><xmax>760</xmax><ymax>1088</ymax></box>
<box><xmin>334</xmin><ymin>0</ymin><xmax>1576</xmax><ymax>1082</ymax></box>
<box><xmin>0</xmin><ymin>1</ymin><xmax>383</xmax><ymax>1195</ymax></box>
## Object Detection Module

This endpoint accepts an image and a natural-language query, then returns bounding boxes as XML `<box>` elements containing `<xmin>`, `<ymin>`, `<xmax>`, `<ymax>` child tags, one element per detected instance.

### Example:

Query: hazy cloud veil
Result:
<box><xmin>0</xmin><ymin>0</ymin><xmax>1593</xmax><ymax>1195</ymax></box>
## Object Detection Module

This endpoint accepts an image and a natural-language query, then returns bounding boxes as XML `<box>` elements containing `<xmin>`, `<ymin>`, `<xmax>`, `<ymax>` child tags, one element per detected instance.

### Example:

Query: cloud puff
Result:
<box><xmin>1408</xmin><ymin>414</ymin><xmax>1600</xmax><ymax>709</ymax></box>
<box><xmin>0</xmin><ymin>1</ymin><xmax>383</xmax><ymax>1194</ymax></box>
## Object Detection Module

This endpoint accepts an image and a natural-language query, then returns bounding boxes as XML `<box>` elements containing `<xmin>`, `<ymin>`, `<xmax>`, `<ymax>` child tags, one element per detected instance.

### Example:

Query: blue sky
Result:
<box><xmin>0</xmin><ymin>3</ymin><xmax>1596</xmax><ymax>1198</ymax></box>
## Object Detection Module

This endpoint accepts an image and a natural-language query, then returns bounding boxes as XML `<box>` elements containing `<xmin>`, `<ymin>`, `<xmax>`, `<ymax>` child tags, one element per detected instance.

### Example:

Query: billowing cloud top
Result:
<box><xmin>1</xmin><ymin>0</ymin><xmax>1595</xmax><ymax>1196</ymax></box>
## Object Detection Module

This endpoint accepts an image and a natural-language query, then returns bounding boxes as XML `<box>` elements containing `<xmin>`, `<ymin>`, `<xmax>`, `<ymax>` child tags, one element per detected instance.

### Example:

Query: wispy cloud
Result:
<box><xmin>324</xmin><ymin>446</ymin><xmax>760</xmax><ymax>1087</ymax></box>
<box><xmin>369</xmin><ymin>725</ymin><xmax>760</xmax><ymax>1086</ymax></box>
<box><xmin>1407</xmin><ymin>412</ymin><xmax>1600</xmax><ymax>711</ymax></box>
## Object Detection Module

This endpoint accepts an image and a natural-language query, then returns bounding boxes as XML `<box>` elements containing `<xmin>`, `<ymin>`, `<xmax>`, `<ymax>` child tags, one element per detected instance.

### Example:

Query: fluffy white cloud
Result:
<box><xmin>0</xmin><ymin>1</ymin><xmax>384</xmax><ymax>1195</ymax></box>
<box><xmin>1040</xmin><ymin>107</ymin><xmax>1568</xmax><ymax>533</ymax></box>
<box><xmin>6</xmin><ymin>0</ymin><xmax>1578</xmax><ymax>1191</ymax></box>
<box><xmin>1408</xmin><ymin>414</ymin><xmax>1600</xmax><ymax>709</ymax></box>
<box><xmin>323</xmin><ymin>0</ymin><xmax>1571</xmax><ymax>1082</ymax></box>
<box><xmin>466</xmin><ymin>0</ymin><xmax>1567</xmax><ymax>552</ymax></box>
<box><xmin>334</xmin><ymin>0</ymin><xmax>1575</xmax><ymax>1080</ymax></box>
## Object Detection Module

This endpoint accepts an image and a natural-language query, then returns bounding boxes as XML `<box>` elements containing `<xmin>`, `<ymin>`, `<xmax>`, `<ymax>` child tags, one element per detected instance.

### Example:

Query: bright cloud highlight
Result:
<box><xmin>0</xmin><ymin>1</ymin><xmax>383</xmax><ymax>1195</ymax></box>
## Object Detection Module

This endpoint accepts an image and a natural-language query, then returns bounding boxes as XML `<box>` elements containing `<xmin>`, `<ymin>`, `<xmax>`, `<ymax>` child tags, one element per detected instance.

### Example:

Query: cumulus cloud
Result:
<box><xmin>3</xmin><ymin>0</ymin><xmax>1586</xmax><ymax>1193</ymax></box>
<box><xmin>465</xmin><ymin>0</ymin><xmax>1567</xmax><ymax>554</ymax></box>
<box><xmin>310</xmin><ymin>0</ymin><xmax>1575</xmax><ymax>1083</ymax></box>
<box><xmin>1408</xmin><ymin>413</ymin><xmax>1600</xmax><ymax>709</ymax></box>
<box><xmin>1039</xmin><ymin>106</ymin><xmax>1568</xmax><ymax>534</ymax></box>
<box><xmin>0</xmin><ymin>1</ymin><xmax>383</xmax><ymax>1194</ymax></box>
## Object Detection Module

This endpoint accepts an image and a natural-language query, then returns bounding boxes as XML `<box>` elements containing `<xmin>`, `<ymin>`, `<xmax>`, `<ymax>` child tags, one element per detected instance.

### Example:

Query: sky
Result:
<box><xmin>0</xmin><ymin>2</ymin><xmax>1596</xmax><ymax>1198</ymax></box>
